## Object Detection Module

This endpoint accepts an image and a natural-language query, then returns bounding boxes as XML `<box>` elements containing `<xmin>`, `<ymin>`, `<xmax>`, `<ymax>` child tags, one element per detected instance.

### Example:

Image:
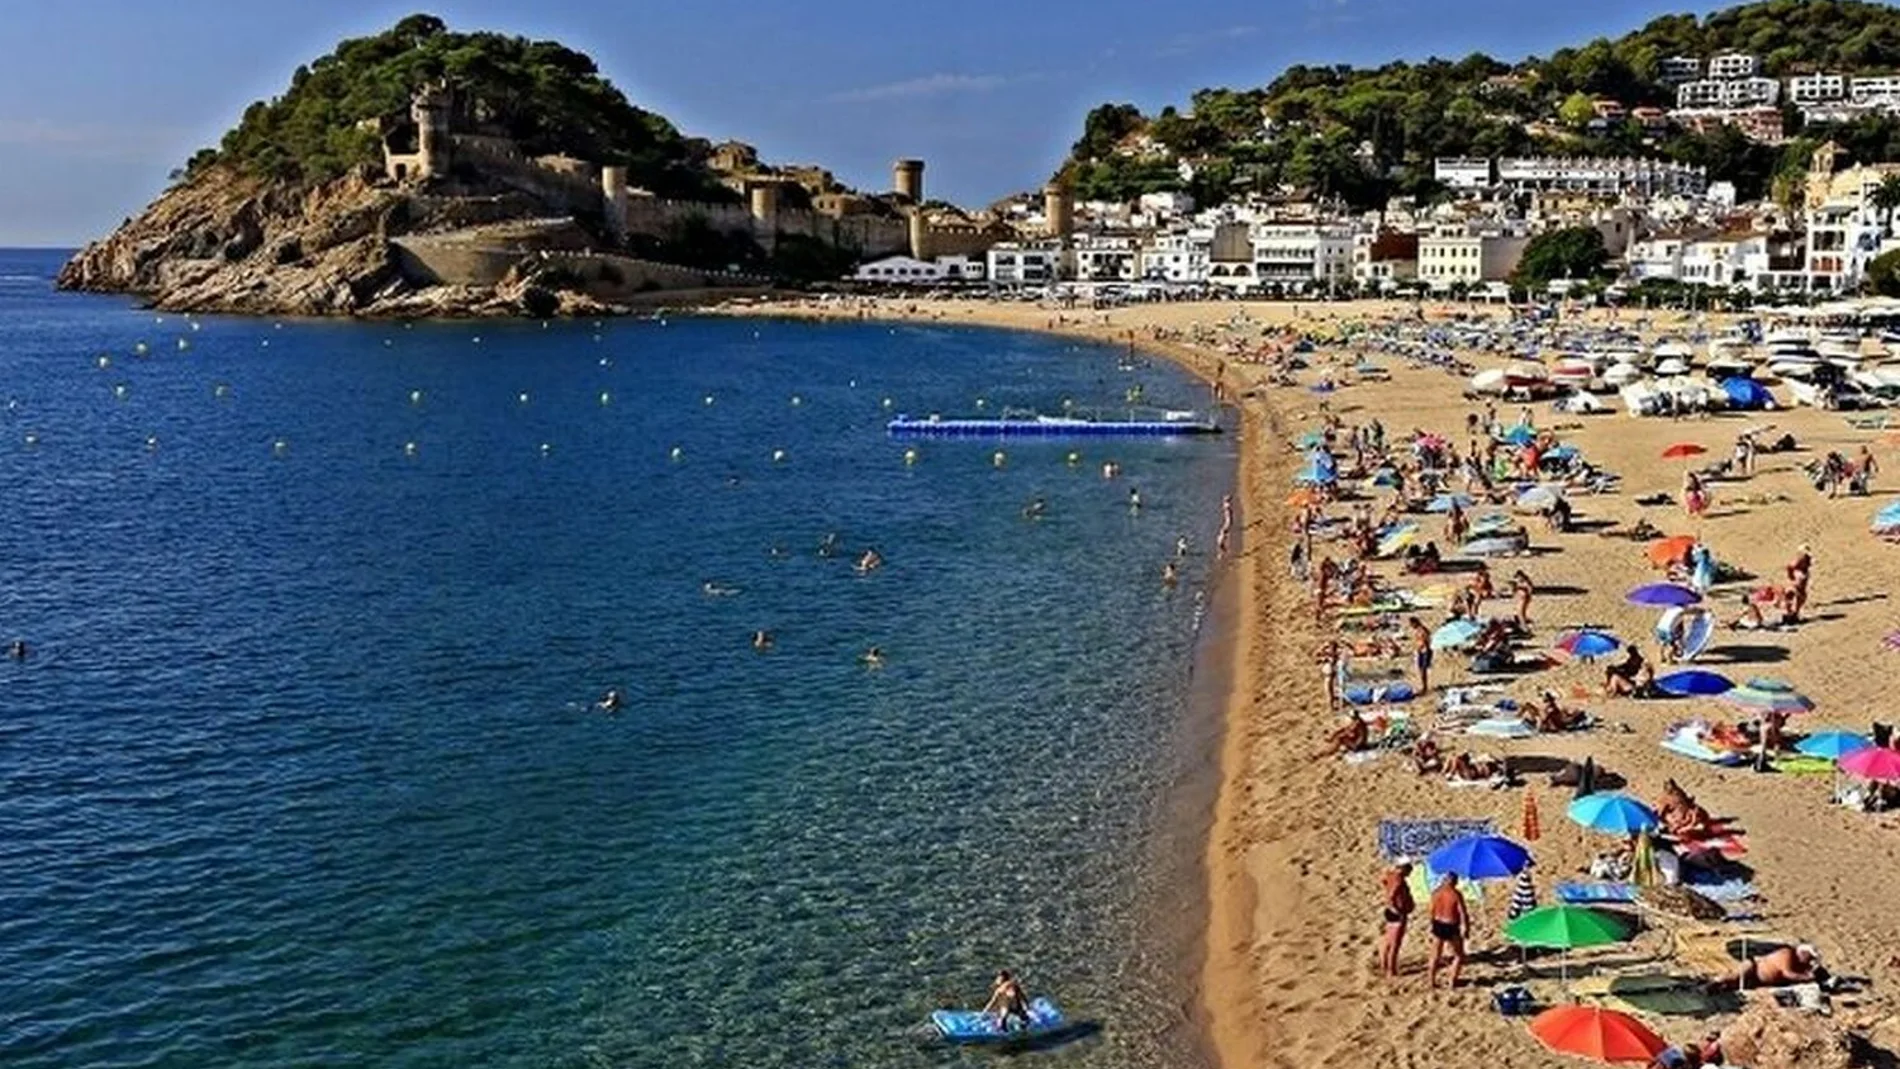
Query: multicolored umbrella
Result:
<box><xmin>1567</xmin><ymin>793</ymin><xmax>1660</xmax><ymax>835</ymax></box>
<box><xmin>1654</xmin><ymin>669</ymin><xmax>1735</xmax><ymax>697</ymax></box>
<box><xmin>1626</xmin><ymin>583</ymin><xmax>1701</xmax><ymax>607</ymax></box>
<box><xmin>1840</xmin><ymin>746</ymin><xmax>1900</xmax><ymax>782</ymax></box>
<box><xmin>1796</xmin><ymin>730</ymin><xmax>1872</xmax><ymax>760</ymax></box>
<box><xmin>1508</xmin><ymin>869</ymin><xmax>1539</xmax><ymax>920</ymax></box>
<box><xmin>1645</xmin><ymin>536</ymin><xmax>1697</xmax><ymax>568</ymax></box>
<box><xmin>1528</xmin><ymin>1005</ymin><xmax>1667</xmax><ymax>1063</ymax></box>
<box><xmin>1661</xmin><ymin>442</ymin><xmax>1708</xmax><ymax>460</ymax></box>
<box><xmin>1720</xmin><ymin>678</ymin><xmax>1815</xmax><ymax>716</ymax></box>
<box><xmin>1432</xmin><ymin>619</ymin><xmax>1483</xmax><ymax>650</ymax></box>
<box><xmin>1554</xmin><ymin>629</ymin><xmax>1620</xmax><ymax>660</ymax></box>
<box><xmin>1427</xmin><ymin>833</ymin><xmax>1533</xmax><ymax>880</ymax></box>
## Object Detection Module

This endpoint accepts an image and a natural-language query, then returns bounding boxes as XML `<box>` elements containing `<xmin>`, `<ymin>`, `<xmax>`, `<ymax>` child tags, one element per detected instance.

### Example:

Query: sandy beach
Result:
<box><xmin>707</xmin><ymin>293</ymin><xmax>1900</xmax><ymax>1067</ymax></box>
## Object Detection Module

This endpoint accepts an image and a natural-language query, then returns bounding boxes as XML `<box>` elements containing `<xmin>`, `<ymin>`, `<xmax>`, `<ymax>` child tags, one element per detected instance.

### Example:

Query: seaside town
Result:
<box><xmin>20</xmin><ymin>5</ymin><xmax>1900</xmax><ymax>1069</ymax></box>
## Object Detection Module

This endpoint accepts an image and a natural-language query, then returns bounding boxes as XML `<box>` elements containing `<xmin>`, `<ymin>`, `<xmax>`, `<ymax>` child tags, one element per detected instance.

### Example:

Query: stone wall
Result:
<box><xmin>532</xmin><ymin>251</ymin><xmax>772</xmax><ymax>298</ymax></box>
<box><xmin>449</xmin><ymin>135</ymin><xmax>603</xmax><ymax>217</ymax></box>
<box><xmin>615</xmin><ymin>196</ymin><xmax>909</xmax><ymax>258</ymax></box>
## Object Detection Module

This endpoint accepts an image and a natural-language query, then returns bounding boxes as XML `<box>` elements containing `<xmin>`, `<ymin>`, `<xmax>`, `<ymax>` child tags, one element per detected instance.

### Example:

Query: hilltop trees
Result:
<box><xmin>192</xmin><ymin>13</ymin><xmax>718</xmax><ymax>197</ymax></box>
<box><xmin>1513</xmin><ymin>227</ymin><xmax>1610</xmax><ymax>286</ymax></box>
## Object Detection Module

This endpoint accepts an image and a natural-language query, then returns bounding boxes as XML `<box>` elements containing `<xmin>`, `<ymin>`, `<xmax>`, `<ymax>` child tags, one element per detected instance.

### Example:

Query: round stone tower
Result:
<box><xmin>893</xmin><ymin>158</ymin><xmax>925</xmax><ymax>204</ymax></box>
<box><xmin>601</xmin><ymin>165</ymin><xmax>630</xmax><ymax>241</ymax></box>
<box><xmin>412</xmin><ymin>82</ymin><xmax>453</xmax><ymax>179</ymax></box>
<box><xmin>749</xmin><ymin>182</ymin><xmax>781</xmax><ymax>254</ymax></box>
<box><xmin>1043</xmin><ymin>180</ymin><xmax>1075</xmax><ymax>242</ymax></box>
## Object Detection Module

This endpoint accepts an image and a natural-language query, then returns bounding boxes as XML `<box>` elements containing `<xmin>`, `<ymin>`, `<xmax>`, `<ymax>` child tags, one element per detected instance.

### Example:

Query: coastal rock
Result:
<box><xmin>55</xmin><ymin>164</ymin><xmax>624</xmax><ymax>319</ymax></box>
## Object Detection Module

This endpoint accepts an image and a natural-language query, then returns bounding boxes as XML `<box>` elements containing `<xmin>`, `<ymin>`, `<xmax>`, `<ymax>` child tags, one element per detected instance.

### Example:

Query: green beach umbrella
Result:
<box><xmin>1506</xmin><ymin>905</ymin><xmax>1632</xmax><ymax>991</ymax></box>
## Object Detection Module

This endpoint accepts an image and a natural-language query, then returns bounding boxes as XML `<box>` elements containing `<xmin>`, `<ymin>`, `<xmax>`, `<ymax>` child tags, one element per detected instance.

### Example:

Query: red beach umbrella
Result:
<box><xmin>1528</xmin><ymin>1005</ymin><xmax>1667</xmax><ymax>1063</ymax></box>
<box><xmin>1660</xmin><ymin>443</ymin><xmax>1707</xmax><ymax>460</ymax></box>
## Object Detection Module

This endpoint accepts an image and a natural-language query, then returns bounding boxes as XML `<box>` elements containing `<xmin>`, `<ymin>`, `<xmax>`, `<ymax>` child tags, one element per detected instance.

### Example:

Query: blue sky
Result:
<box><xmin>0</xmin><ymin>0</ymin><xmax>1726</xmax><ymax>246</ymax></box>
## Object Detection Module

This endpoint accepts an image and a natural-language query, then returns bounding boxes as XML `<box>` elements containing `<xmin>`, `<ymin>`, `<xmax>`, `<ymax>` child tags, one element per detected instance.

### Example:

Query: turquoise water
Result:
<box><xmin>0</xmin><ymin>249</ymin><xmax>1234</xmax><ymax>1068</ymax></box>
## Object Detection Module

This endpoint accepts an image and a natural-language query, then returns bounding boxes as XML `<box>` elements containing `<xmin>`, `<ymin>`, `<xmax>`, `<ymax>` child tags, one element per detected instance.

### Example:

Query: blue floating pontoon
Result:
<box><xmin>887</xmin><ymin>410</ymin><xmax>1220</xmax><ymax>439</ymax></box>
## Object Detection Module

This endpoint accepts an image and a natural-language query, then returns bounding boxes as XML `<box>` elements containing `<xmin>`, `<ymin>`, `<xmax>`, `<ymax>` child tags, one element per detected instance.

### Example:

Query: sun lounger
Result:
<box><xmin>1555</xmin><ymin>881</ymin><xmax>1637</xmax><ymax>904</ymax></box>
<box><xmin>1377</xmin><ymin>817</ymin><xmax>1494</xmax><ymax>861</ymax></box>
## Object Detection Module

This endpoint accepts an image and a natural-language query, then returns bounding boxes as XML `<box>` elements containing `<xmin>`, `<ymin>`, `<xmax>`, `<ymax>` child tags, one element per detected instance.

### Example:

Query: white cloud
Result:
<box><xmin>828</xmin><ymin>73</ymin><xmax>1008</xmax><ymax>104</ymax></box>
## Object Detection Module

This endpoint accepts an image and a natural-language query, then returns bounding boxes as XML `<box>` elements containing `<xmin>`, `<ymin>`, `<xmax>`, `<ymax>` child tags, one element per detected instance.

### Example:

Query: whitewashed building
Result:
<box><xmin>1434</xmin><ymin>157</ymin><xmax>1494</xmax><ymax>190</ymax></box>
<box><xmin>1071</xmin><ymin>234</ymin><xmax>1141</xmax><ymax>282</ymax></box>
<box><xmin>985</xmin><ymin>244</ymin><xmax>1064</xmax><ymax>286</ymax></box>
<box><xmin>1707</xmin><ymin>52</ymin><xmax>1759</xmax><ymax>80</ymax></box>
<box><xmin>1497</xmin><ymin>157</ymin><xmax>1707</xmax><ymax>197</ymax></box>
<box><xmin>1658</xmin><ymin>56</ymin><xmax>1702</xmax><ymax>84</ymax></box>
<box><xmin>1676</xmin><ymin>77</ymin><xmax>1778</xmax><ymax>109</ymax></box>
<box><xmin>850</xmin><ymin>255</ymin><xmax>985</xmax><ymax>285</ymax></box>
<box><xmin>1139</xmin><ymin>231</ymin><xmax>1211</xmax><ymax>283</ymax></box>
<box><xmin>1417</xmin><ymin>224</ymin><xmax>1529</xmax><ymax>291</ymax></box>
<box><xmin>1789</xmin><ymin>73</ymin><xmax>1849</xmax><ymax>105</ymax></box>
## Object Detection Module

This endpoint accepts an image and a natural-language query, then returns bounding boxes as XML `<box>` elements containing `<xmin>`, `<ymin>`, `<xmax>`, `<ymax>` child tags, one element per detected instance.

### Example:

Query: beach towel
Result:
<box><xmin>1344</xmin><ymin>682</ymin><xmax>1417</xmax><ymax>705</ymax></box>
<box><xmin>1680</xmin><ymin>875</ymin><xmax>1759</xmax><ymax>903</ymax></box>
<box><xmin>1573</xmin><ymin>975</ymin><xmax>1721</xmax><ymax>1017</ymax></box>
<box><xmin>1377</xmin><ymin>817</ymin><xmax>1495</xmax><ymax>861</ymax></box>
<box><xmin>1774</xmin><ymin>755</ymin><xmax>1838</xmax><ymax>776</ymax></box>
<box><xmin>1555</xmin><ymin>881</ymin><xmax>1637</xmax><ymax>904</ymax></box>
<box><xmin>1661</xmin><ymin>734</ymin><xmax>1748</xmax><ymax>767</ymax></box>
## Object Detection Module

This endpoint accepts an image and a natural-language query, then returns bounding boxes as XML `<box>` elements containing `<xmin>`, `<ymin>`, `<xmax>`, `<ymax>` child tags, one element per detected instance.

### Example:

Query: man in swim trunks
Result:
<box><xmin>1427</xmin><ymin>872</ymin><xmax>1469</xmax><ymax>988</ymax></box>
<box><xmin>1407</xmin><ymin>616</ymin><xmax>1433</xmax><ymax>693</ymax></box>
<box><xmin>1706</xmin><ymin>944</ymin><xmax>1824</xmax><ymax>993</ymax></box>
<box><xmin>983</xmin><ymin>970</ymin><xmax>1031</xmax><ymax>1029</ymax></box>
<box><xmin>1380</xmin><ymin>861</ymin><xmax>1415</xmax><ymax>978</ymax></box>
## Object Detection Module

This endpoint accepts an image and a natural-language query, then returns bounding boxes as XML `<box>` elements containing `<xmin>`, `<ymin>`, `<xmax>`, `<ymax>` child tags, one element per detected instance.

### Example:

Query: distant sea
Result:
<box><xmin>0</xmin><ymin>248</ymin><xmax>1235</xmax><ymax>1068</ymax></box>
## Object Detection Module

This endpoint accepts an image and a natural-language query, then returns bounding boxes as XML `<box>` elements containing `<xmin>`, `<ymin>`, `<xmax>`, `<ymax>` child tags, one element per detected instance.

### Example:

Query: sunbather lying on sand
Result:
<box><xmin>1658</xmin><ymin>779</ymin><xmax>1715</xmax><ymax>837</ymax></box>
<box><xmin>1446</xmin><ymin>751</ymin><xmax>1504</xmax><ymax>783</ymax></box>
<box><xmin>1534</xmin><ymin>691</ymin><xmax>1588</xmax><ymax>733</ymax></box>
<box><xmin>1604</xmin><ymin>646</ymin><xmax>1653</xmax><ymax>697</ymax></box>
<box><xmin>1704</xmin><ymin>944</ymin><xmax>1825</xmax><ymax>993</ymax></box>
<box><xmin>1411</xmin><ymin>734</ymin><xmax>1443</xmax><ymax>775</ymax></box>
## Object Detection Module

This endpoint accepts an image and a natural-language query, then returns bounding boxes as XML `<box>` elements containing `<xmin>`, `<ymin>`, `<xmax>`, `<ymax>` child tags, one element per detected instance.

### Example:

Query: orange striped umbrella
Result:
<box><xmin>1645</xmin><ymin>536</ymin><xmax>1696</xmax><ymax>568</ymax></box>
<box><xmin>1286</xmin><ymin>487</ymin><xmax>1323</xmax><ymax>507</ymax></box>
<box><xmin>1529</xmin><ymin>1005</ymin><xmax>1666</xmax><ymax>1063</ymax></box>
<box><xmin>1522</xmin><ymin>789</ymin><xmax>1542</xmax><ymax>843</ymax></box>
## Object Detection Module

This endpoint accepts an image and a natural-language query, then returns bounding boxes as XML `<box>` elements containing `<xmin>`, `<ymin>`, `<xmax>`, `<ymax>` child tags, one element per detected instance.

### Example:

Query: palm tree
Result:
<box><xmin>1871</xmin><ymin>174</ymin><xmax>1900</xmax><ymax>238</ymax></box>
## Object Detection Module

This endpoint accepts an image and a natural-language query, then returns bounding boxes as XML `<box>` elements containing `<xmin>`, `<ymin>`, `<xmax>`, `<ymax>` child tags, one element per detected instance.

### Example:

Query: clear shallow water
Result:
<box><xmin>0</xmin><ymin>249</ymin><xmax>1234</xmax><ymax>1069</ymax></box>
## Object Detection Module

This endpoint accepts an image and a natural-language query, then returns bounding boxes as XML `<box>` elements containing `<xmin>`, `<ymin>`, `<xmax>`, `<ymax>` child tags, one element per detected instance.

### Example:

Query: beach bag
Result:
<box><xmin>1492</xmin><ymin>986</ymin><xmax>1536</xmax><ymax>1016</ymax></box>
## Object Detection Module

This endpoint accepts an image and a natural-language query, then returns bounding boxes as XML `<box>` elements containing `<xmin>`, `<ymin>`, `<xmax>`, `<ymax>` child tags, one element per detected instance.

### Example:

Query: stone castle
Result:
<box><xmin>374</xmin><ymin>83</ymin><xmax>1013</xmax><ymax>290</ymax></box>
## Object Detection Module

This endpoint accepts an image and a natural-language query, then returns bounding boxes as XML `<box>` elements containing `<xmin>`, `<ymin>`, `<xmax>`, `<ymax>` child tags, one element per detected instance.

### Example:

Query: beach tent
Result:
<box><xmin>1720</xmin><ymin>377</ymin><xmax>1775</xmax><ymax>410</ymax></box>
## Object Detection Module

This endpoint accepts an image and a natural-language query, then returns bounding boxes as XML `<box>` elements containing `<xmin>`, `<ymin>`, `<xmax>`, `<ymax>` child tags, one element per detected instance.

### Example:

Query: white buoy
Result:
<box><xmin>790</xmin><ymin>395</ymin><xmax>802</xmax><ymax>406</ymax></box>
<box><xmin>703</xmin><ymin>395</ymin><xmax>715</xmax><ymax>406</ymax></box>
<box><xmin>1062</xmin><ymin>397</ymin><xmax>1074</xmax><ymax>410</ymax></box>
<box><xmin>404</xmin><ymin>441</ymin><xmax>418</xmax><ymax>457</ymax></box>
<box><xmin>176</xmin><ymin>338</ymin><xmax>189</xmax><ymax>351</ymax></box>
<box><xmin>410</xmin><ymin>390</ymin><xmax>423</xmax><ymax>405</ymax></box>
<box><xmin>517</xmin><ymin>392</ymin><xmax>530</xmax><ymax>405</ymax></box>
<box><xmin>214</xmin><ymin>384</ymin><xmax>230</xmax><ymax>399</ymax></box>
<box><xmin>189</xmin><ymin>321</ymin><xmax>201</xmax><ymax>332</ymax></box>
<box><xmin>96</xmin><ymin>355</ymin><xmax>111</xmax><ymax>369</ymax></box>
<box><xmin>273</xmin><ymin>439</ymin><xmax>288</xmax><ymax>456</ymax></box>
<box><xmin>669</xmin><ymin>446</ymin><xmax>683</xmax><ymax>461</ymax></box>
<box><xmin>1066</xmin><ymin>451</ymin><xmax>1081</xmax><ymax>466</ymax></box>
<box><xmin>903</xmin><ymin>448</ymin><xmax>918</xmax><ymax>466</ymax></box>
<box><xmin>134</xmin><ymin>342</ymin><xmax>148</xmax><ymax>355</ymax></box>
<box><xmin>772</xmin><ymin>449</ymin><xmax>786</xmax><ymax>463</ymax></box>
<box><xmin>540</xmin><ymin>443</ymin><xmax>553</xmax><ymax>456</ymax></box>
<box><xmin>23</xmin><ymin>433</ymin><xmax>38</xmax><ymax>447</ymax></box>
<box><xmin>599</xmin><ymin>391</ymin><xmax>612</xmax><ymax>405</ymax></box>
<box><xmin>261</xmin><ymin>340</ymin><xmax>269</xmax><ymax>348</ymax></box>
<box><xmin>273</xmin><ymin>322</ymin><xmax>283</xmax><ymax>330</ymax></box>
<box><xmin>849</xmin><ymin>379</ymin><xmax>858</xmax><ymax>388</ymax></box>
<box><xmin>472</xmin><ymin>336</ymin><xmax>482</xmax><ymax>345</ymax></box>
<box><xmin>145</xmin><ymin>435</ymin><xmax>158</xmax><ymax>451</ymax></box>
<box><xmin>975</xmin><ymin>397</ymin><xmax>987</xmax><ymax>409</ymax></box>
<box><xmin>155</xmin><ymin>316</ymin><xmax>165</xmax><ymax>325</ymax></box>
<box><xmin>113</xmin><ymin>384</ymin><xmax>129</xmax><ymax>400</ymax></box>
<box><xmin>882</xmin><ymin>397</ymin><xmax>894</xmax><ymax>409</ymax></box>
<box><xmin>384</xmin><ymin>339</ymin><xmax>393</xmax><ymax>347</ymax></box>
<box><xmin>598</xmin><ymin>357</ymin><xmax>611</xmax><ymax>366</ymax></box>
<box><xmin>992</xmin><ymin>450</ymin><xmax>1007</xmax><ymax>469</ymax></box>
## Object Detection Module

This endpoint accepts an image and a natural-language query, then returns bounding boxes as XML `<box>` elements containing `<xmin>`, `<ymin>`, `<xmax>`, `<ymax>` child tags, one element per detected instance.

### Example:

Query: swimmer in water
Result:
<box><xmin>1175</xmin><ymin>536</ymin><xmax>1190</xmax><ymax>558</ymax></box>
<box><xmin>8</xmin><ymin>639</ymin><xmax>25</xmax><ymax>661</ymax></box>
<box><xmin>1162</xmin><ymin>561</ymin><xmax>1179</xmax><ymax>588</ymax></box>
<box><xmin>818</xmin><ymin>533</ymin><xmax>842</xmax><ymax>558</ymax></box>
<box><xmin>702</xmin><ymin>581</ymin><xmax>740</xmax><ymax>597</ymax></box>
<box><xmin>856</xmin><ymin>548</ymin><xmax>883</xmax><ymax>574</ymax></box>
<box><xmin>1128</xmin><ymin>487</ymin><xmax>1142</xmax><ymax>511</ymax></box>
<box><xmin>767</xmin><ymin>545</ymin><xmax>789</xmax><ymax>559</ymax></box>
<box><xmin>595</xmin><ymin>688</ymin><xmax>623</xmax><ymax>713</ymax></box>
<box><xmin>1023</xmin><ymin>497</ymin><xmax>1047</xmax><ymax>519</ymax></box>
<box><xmin>752</xmin><ymin>630</ymin><xmax>774</xmax><ymax>651</ymax></box>
<box><xmin>861</xmin><ymin>645</ymin><xmax>885</xmax><ymax>668</ymax></box>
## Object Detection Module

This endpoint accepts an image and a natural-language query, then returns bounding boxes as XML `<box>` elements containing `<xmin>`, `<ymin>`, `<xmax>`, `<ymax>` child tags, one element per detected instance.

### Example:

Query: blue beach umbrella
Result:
<box><xmin>1432</xmin><ymin>619</ymin><xmax>1484</xmax><ymax>650</ymax></box>
<box><xmin>1554</xmin><ymin>629</ymin><xmax>1621</xmax><ymax>660</ymax></box>
<box><xmin>1499</xmin><ymin>425</ymin><xmax>1537</xmax><ymax>446</ymax></box>
<box><xmin>1796</xmin><ymin>731</ymin><xmax>1872</xmax><ymax>760</ymax></box>
<box><xmin>1874</xmin><ymin>501</ymin><xmax>1900</xmax><ymax>532</ymax></box>
<box><xmin>1428</xmin><ymin>834</ymin><xmax>1532</xmax><ymax>880</ymax></box>
<box><xmin>1655</xmin><ymin>669</ymin><xmax>1735</xmax><ymax>697</ymax></box>
<box><xmin>1720</xmin><ymin>377</ymin><xmax>1773</xmax><ymax>410</ymax></box>
<box><xmin>1426</xmin><ymin>493</ymin><xmax>1475</xmax><ymax>513</ymax></box>
<box><xmin>1567</xmin><ymin>793</ymin><xmax>1660</xmax><ymax>836</ymax></box>
<box><xmin>1626</xmin><ymin>583</ymin><xmax>1701</xmax><ymax>608</ymax></box>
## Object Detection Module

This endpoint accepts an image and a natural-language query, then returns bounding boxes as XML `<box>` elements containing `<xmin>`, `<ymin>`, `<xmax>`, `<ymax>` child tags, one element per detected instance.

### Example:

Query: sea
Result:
<box><xmin>0</xmin><ymin>247</ymin><xmax>1237</xmax><ymax>1069</ymax></box>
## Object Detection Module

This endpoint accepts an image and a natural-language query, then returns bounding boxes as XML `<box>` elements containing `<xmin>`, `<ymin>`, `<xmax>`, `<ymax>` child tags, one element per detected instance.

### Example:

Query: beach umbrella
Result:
<box><xmin>1427</xmin><ymin>833</ymin><xmax>1532</xmax><ymax>880</ymax></box>
<box><xmin>1426</xmin><ymin>493</ymin><xmax>1475</xmax><ymax>513</ymax></box>
<box><xmin>1797</xmin><ymin>731</ymin><xmax>1872</xmax><ymax>759</ymax></box>
<box><xmin>1461</xmin><ymin>536</ymin><xmax>1527</xmax><ymax>557</ymax></box>
<box><xmin>1432</xmin><ymin>619</ymin><xmax>1483</xmax><ymax>650</ymax></box>
<box><xmin>1377</xmin><ymin>525</ymin><xmax>1419</xmax><ymax>557</ymax></box>
<box><xmin>1885</xmin><ymin>629</ymin><xmax>1900</xmax><ymax>652</ymax></box>
<box><xmin>1295</xmin><ymin>430</ymin><xmax>1327</xmax><ymax>449</ymax></box>
<box><xmin>1528</xmin><ymin>1004</ymin><xmax>1666</xmax><ymax>1063</ymax></box>
<box><xmin>1554</xmin><ymin>629</ymin><xmax>1620</xmax><ymax>660</ymax></box>
<box><xmin>1625</xmin><ymin>583</ymin><xmax>1700</xmax><ymax>608</ymax></box>
<box><xmin>1840</xmin><ymin>746</ymin><xmax>1900</xmax><ymax>782</ymax></box>
<box><xmin>1500</xmin><ymin>424</ymin><xmax>1538</xmax><ymax>446</ymax></box>
<box><xmin>1567</xmin><ymin>793</ymin><xmax>1660</xmax><ymax>836</ymax></box>
<box><xmin>1522</xmin><ymin>790</ymin><xmax>1542</xmax><ymax>843</ymax></box>
<box><xmin>1720</xmin><ymin>678</ymin><xmax>1815</xmax><ymax>716</ymax></box>
<box><xmin>1630</xmin><ymin>832</ymin><xmax>1660</xmax><ymax>889</ymax></box>
<box><xmin>1286</xmin><ymin>487</ymin><xmax>1323</xmax><ymax>507</ymax></box>
<box><xmin>1506</xmin><ymin>905</ymin><xmax>1631</xmax><ymax>950</ymax></box>
<box><xmin>1654</xmin><ymin>669</ymin><xmax>1735</xmax><ymax>697</ymax></box>
<box><xmin>1516</xmin><ymin>485</ymin><xmax>1562</xmax><ymax>510</ymax></box>
<box><xmin>1508</xmin><ymin>869</ymin><xmax>1539</xmax><ymax>920</ymax></box>
<box><xmin>1644</xmin><ymin>536</ymin><xmax>1697</xmax><ymax>568</ymax></box>
<box><xmin>1661</xmin><ymin>442</ymin><xmax>1707</xmax><ymax>460</ymax></box>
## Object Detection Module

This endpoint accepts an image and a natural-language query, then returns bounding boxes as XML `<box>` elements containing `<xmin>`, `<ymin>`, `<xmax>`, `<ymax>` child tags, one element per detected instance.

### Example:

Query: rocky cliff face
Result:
<box><xmin>56</xmin><ymin>165</ymin><xmax>625</xmax><ymax>318</ymax></box>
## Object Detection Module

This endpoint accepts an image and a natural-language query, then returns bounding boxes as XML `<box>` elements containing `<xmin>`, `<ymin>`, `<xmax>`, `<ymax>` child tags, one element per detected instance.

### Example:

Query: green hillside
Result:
<box><xmin>1063</xmin><ymin>0</ymin><xmax>1900</xmax><ymax>210</ymax></box>
<box><xmin>181</xmin><ymin>14</ymin><xmax>719</xmax><ymax>199</ymax></box>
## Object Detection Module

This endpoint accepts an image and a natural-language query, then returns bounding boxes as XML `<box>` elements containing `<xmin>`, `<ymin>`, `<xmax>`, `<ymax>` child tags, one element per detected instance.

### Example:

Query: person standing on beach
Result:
<box><xmin>1380</xmin><ymin>861</ymin><xmax>1416</xmax><ymax>978</ymax></box>
<box><xmin>1407</xmin><ymin>616</ymin><xmax>1433</xmax><ymax>694</ymax></box>
<box><xmin>1509</xmin><ymin>570</ymin><xmax>1535</xmax><ymax>630</ymax></box>
<box><xmin>1786</xmin><ymin>544</ymin><xmax>1813</xmax><ymax>620</ymax></box>
<box><xmin>1427</xmin><ymin>873</ymin><xmax>1469</xmax><ymax>989</ymax></box>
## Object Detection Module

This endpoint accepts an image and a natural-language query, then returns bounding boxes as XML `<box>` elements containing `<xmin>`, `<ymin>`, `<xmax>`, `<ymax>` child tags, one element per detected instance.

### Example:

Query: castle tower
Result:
<box><xmin>907</xmin><ymin>207</ymin><xmax>930</xmax><ymax>261</ymax></box>
<box><xmin>601</xmin><ymin>165</ymin><xmax>630</xmax><ymax>242</ymax></box>
<box><xmin>412</xmin><ymin>82</ymin><xmax>453</xmax><ymax>180</ymax></box>
<box><xmin>893</xmin><ymin>158</ymin><xmax>925</xmax><ymax>204</ymax></box>
<box><xmin>749</xmin><ymin>182</ymin><xmax>781</xmax><ymax>254</ymax></box>
<box><xmin>1043</xmin><ymin>180</ymin><xmax>1075</xmax><ymax>242</ymax></box>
